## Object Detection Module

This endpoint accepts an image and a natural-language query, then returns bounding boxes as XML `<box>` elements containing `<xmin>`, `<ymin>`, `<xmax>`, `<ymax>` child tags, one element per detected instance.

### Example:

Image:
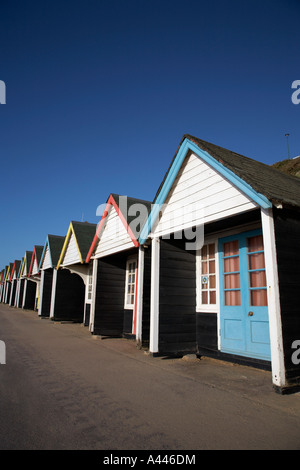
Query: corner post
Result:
<box><xmin>150</xmin><ymin>237</ymin><xmax>160</xmax><ymax>354</ymax></box>
<box><xmin>261</xmin><ymin>207</ymin><xmax>286</xmax><ymax>389</ymax></box>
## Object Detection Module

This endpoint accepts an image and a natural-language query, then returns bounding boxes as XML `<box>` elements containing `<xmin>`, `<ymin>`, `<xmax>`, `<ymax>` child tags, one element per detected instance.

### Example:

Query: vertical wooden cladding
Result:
<box><xmin>23</xmin><ymin>280</ymin><xmax>37</xmax><ymax>310</ymax></box>
<box><xmin>159</xmin><ymin>237</ymin><xmax>196</xmax><ymax>355</ymax></box>
<box><xmin>17</xmin><ymin>279</ymin><xmax>25</xmax><ymax>308</ymax></box>
<box><xmin>196</xmin><ymin>313</ymin><xmax>218</xmax><ymax>355</ymax></box>
<box><xmin>53</xmin><ymin>269</ymin><xmax>85</xmax><ymax>322</ymax></box>
<box><xmin>94</xmin><ymin>252</ymin><xmax>128</xmax><ymax>336</ymax></box>
<box><xmin>40</xmin><ymin>270</ymin><xmax>53</xmax><ymax>317</ymax></box>
<box><xmin>92</xmin><ymin>247</ymin><xmax>151</xmax><ymax>339</ymax></box>
<box><xmin>141</xmin><ymin>246</ymin><xmax>151</xmax><ymax>345</ymax></box>
<box><xmin>273</xmin><ymin>207</ymin><xmax>300</xmax><ymax>386</ymax></box>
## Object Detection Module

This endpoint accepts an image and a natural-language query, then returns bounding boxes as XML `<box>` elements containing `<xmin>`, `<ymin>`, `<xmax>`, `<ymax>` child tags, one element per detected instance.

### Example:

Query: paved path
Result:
<box><xmin>0</xmin><ymin>304</ymin><xmax>300</xmax><ymax>450</ymax></box>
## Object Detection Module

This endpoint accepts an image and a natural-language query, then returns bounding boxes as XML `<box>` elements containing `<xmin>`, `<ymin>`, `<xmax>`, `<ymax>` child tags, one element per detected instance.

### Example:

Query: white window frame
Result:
<box><xmin>124</xmin><ymin>255</ymin><xmax>138</xmax><ymax>310</ymax></box>
<box><xmin>87</xmin><ymin>266</ymin><xmax>93</xmax><ymax>302</ymax></box>
<box><xmin>196</xmin><ymin>238</ymin><xmax>219</xmax><ymax>313</ymax></box>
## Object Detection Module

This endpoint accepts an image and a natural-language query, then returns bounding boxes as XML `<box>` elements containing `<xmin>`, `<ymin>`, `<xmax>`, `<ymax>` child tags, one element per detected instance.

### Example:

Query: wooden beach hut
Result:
<box><xmin>0</xmin><ymin>269</ymin><xmax>5</xmax><ymax>302</ymax></box>
<box><xmin>27</xmin><ymin>245</ymin><xmax>44</xmax><ymax>311</ymax></box>
<box><xmin>85</xmin><ymin>194</ymin><xmax>152</xmax><ymax>343</ymax></box>
<box><xmin>138</xmin><ymin>134</ymin><xmax>300</xmax><ymax>394</ymax></box>
<box><xmin>8</xmin><ymin>260</ymin><xmax>21</xmax><ymax>306</ymax></box>
<box><xmin>16</xmin><ymin>251</ymin><xmax>34</xmax><ymax>309</ymax></box>
<box><xmin>3</xmin><ymin>263</ymin><xmax>13</xmax><ymax>304</ymax></box>
<box><xmin>38</xmin><ymin>235</ymin><xmax>65</xmax><ymax>318</ymax></box>
<box><xmin>50</xmin><ymin>221</ymin><xmax>96</xmax><ymax>323</ymax></box>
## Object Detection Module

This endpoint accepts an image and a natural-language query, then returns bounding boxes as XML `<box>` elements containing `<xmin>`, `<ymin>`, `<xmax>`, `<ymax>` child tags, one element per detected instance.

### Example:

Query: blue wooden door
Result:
<box><xmin>219</xmin><ymin>229</ymin><xmax>271</xmax><ymax>361</ymax></box>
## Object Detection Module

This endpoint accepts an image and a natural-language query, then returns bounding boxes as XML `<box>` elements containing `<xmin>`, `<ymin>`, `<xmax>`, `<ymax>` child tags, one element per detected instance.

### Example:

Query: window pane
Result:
<box><xmin>225</xmin><ymin>290</ymin><xmax>241</xmax><ymax>306</ymax></box>
<box><xmin>224</xmin><ymin>256</ymin><xmax>239</xmax><ymax>273</ymax></box>
<box><xmin>201</xmin><ymin>276</ymin><xmax>208</xmax><ymax>289</ymax></box>
<box><xmin>248</xmin><ymin>235</ymin><xmax>264</xmax><ymax>253</ymax></box>
<box><xmin>208</xmin><ymin>244</ymin><xmax>215</xmax><ymax>258</ymax></box>
<box><xmin>251</xmin><ymin>289</ymin><xmax>268</xmax><ymax>306</ymax></box>
<box><xmin>209</xmin><ymin>260</ymin><xmax>215</xmax><ymax>273</ymax></box>
<box><xmin>250</xmin><ymin>270</ymin><xmax>266</xmax><ymax>288</ymax></box>
<box><xmin>202</xmin><ymin>261</ymin><xmax>208</xmax><ymax>274</ymax></box>
<box><xmin>225</xmin><ymin>273</ymin><xmax>240</xmax><ymax>289</ymax></box>
<box><xmin>248</xmin><ymin>253</ymin><xmax>265</xmax><ymax>270</ymax></box>
<box><xmin>209</xmin><ymin>291</ymin><xmax>216</xmax><ymax>304</ymax></box>
<box><xmin>202</xmin><ymin>291</ymin><xmax>208</xmax><ymax>304</ymax></box>
<box><xmin>223</xmin><ymin>240</ymin><xmax>239</xmax><ymax>257</ymax></box>
<box><xmin>209</xmin><ymin>275</ymin><xmax>216</xmax><ymax>289</ymax></box>
<box><xmin>201</xmin><ymin>245</ymin><xmax>207</xmax><ymax>259</ymax></box>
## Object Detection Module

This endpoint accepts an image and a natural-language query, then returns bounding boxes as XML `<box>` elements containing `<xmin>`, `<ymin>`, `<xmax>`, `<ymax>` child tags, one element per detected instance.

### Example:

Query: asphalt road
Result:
<box><xmin>0</xmin><ymin>303</ymin><xmax>300</xmax><ymax>452</ymax></box>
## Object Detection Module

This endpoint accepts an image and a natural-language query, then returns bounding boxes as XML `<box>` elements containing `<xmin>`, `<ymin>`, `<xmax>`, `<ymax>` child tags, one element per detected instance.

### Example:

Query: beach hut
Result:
<box><xmin>0</xmin><ymin>269</ymin><xmax>5</xmax><ymax>301</ymax></box>
<box><xmin>16</xmin><ymin>251</ymin><xmax>33</xmax><ymax>309</ymax></box>
<box><xmin>85</xmin><ymin>194</ymin><xmax>152</xmax><ymax>343</ymax></box>
<box><xmin>27</xmin><ymin>245</ymin><xmax>44</xmax><ymax>311</ymax></box>
<box><xmin>138</xmin><ymin>134</ymin><xmax>300</xmax><ymax>394</ymax></box>
<box><xmin>50</xmin><ymin>221</ymin><xmax>96</xmax><ymax>323</ymax></box>
<box><xmin>38</xmin><ymin>235</ymin><xmax>65</xmax><ymax>318</ymax></box>
<box><xmin>8</xmin><ymin>260</ymin><xmax>21</xmax><ymax>306</ymax></box>
<box><xmin>3</xmin><ymin>263</ymin><xmax>13</xmax><ymax>304</ymax></box>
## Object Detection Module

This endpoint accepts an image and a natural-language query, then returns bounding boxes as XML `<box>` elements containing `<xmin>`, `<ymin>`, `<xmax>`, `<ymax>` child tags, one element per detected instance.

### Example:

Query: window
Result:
<box><xmin>247</xmin><ymin>235</ymin><xmax>267</xmax><ymax>306</ymax></box>
<box><xmin>197</xmin><ymin>242</ymin><xmax>218</xmax><ymax>310</ymax></box>
<box><xmin>124</xmin><ymin>257</ymin><xmax>137</xmax><ymax>309</ymax></box>
<box><xmin>223</xmin><ymin>239</ymin><xmax>241</xmax><ymax>306</ymax></box>
<box><xmin>87</xmin><ymin>267</ymin><xmax>93</xmax><ymax>301</ymax></box>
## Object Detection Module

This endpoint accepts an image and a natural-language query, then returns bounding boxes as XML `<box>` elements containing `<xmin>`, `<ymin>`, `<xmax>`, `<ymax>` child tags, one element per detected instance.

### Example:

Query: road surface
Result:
<box><xmin>0</xmin><ymin>303</ymin><xmax>300</xmax><ymax>451</ymax></box>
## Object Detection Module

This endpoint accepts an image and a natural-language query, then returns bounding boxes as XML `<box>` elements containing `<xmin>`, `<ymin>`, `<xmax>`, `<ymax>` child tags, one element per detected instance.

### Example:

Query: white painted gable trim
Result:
<box><xmin>93</xmin><ymin>205</ymin><xmax>135</xmax><ymax>259</ymax></box>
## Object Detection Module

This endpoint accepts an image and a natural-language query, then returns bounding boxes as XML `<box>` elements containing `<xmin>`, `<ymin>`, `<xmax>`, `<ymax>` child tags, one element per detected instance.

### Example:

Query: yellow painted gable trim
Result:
<box><xmin>19</xmin><ymin>255</ymin><xmax>26</xmax><ymax>277</ymax></box>
<box><xmin>56</xmin><ymin>223</ymin><xmax>83</xmax><ymax>269</ymax></box>
<box><xmin>4</xmin><ymin>266</ymin><xmax>10</xmax><ymax>281</ymax></box>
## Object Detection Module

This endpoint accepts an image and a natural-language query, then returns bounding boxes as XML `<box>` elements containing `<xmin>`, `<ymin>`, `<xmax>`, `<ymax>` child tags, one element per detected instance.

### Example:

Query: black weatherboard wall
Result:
<box><xmin>141</xmin><ymin>246</ymin><xmax>151</xmax><ymax>346</ymax></box>
<box><xmin>40</xmin><ymin>270</ymin><xmax>53</xmax><ymax>317</ymax></box>
<box><xmin>159</xmin><ymin>236</ymin><xmax>197</xmax><ymax>356</ymax></box>
<box><xmin>52</xmin><ymin>269</ymin><xmax>85</xmax><ymax>322</ymax></box>
<box><xmin>93</xmin><ymin>252</ymin><xmax>128</xmax><ymax>336</ymax></box>
<box><xmin>23</xmin><ymin>280</ymin><xmax>37</xmax><ymax>310</ymax></box>
<box><xmin>273</xmin><ymin>207</ymin><xmax>300</xmax><ymax>389</ymax></box>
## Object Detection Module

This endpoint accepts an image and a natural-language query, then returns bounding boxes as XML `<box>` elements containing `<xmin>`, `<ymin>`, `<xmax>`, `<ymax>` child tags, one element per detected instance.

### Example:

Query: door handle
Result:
<box><xmin>248</xmin><ymin>311</ymin><xmax>254</xmax><ymax>316</ymax></box>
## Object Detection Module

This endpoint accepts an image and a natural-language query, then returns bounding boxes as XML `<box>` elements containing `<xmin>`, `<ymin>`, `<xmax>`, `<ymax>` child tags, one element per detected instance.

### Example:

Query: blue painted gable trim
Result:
<box><xmin>39</xmin><ymin>237</ymin><xmax>53</xmax><ymax>270</ymax></box>
<box><xmin>139</xmin><ymin>138</ymin><xmax>272</xmax><ymax>244</ymax></box>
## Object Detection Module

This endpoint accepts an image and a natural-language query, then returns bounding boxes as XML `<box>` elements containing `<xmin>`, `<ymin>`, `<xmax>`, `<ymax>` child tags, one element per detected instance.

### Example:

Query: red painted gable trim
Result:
<box><xmin>9</xmin><ymin>265</ymin><xmax>15</xmax><ymax>281</ymax></box>
<box><xmin>86</xmin><ymin>194</ymin><xmax>139</xmax><ymax>262</ymax></box>
<box><xmin>28</xmin><ymin>249</ymin><xmax>37</xmax><ymax>277</ymax></box>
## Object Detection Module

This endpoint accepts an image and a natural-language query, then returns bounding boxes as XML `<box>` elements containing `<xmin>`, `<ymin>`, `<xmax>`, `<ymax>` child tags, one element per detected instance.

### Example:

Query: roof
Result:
<box><xmin>56</xmin><ymin>221</ymin><xmax>97</xmax><ymax>268</ymax></box>
<box><xmin>139</xmin><ymin>134</ymin><xmax>300</xmax><ymax>244</ymax></box>
<box><xmin>20</xmin><ymin>251</ymin><xmax>33</xmax><ymax>277</ymax></box>
<box><xmin>86</xmin><ymin>193</ymin><xmax>152</xmax><ymax>262</ymax></box>
<box><xmin>155</xmin><ymin>134</ymin><xmax>300</xmax><ymax>208</ymax></box>
<box><xmin>39</xmin><ymin>235</ymin><xmax>65</xmax><ymax>269</ymax></box>
<box><xmin>10</xmin><ymin>260</ymin><xmax>21</xmax><ymax>280</ymax></box>
<box><xmin>28</xmin><ymin>245</ymin><xmax>44</xmax><ymax>276</ymax></box>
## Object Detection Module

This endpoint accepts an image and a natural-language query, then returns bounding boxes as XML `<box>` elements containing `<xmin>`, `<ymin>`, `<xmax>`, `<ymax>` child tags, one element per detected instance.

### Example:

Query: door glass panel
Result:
<box><xmin>249</xmin><ymin>270</ymin><xmax>266</xmax><ymax>288</ymax></box>
<box><xmin>225</xmin><ymin>290</ymin><xmax>241</xmax><ymax>306</ymax></box>
<box><xmin>223</xmin><ymin>240</ymin><xmax>241</xmax><ymax>306</ymax></box>
<box><xmin>247</xmin><ymin>235</ymin><xmax>267</xmax><ymax>306</ymax></box>
<box><xmin>250</xmin><ymin>289</ymin><xmax>268</xmax><ymax>306</ymax></box>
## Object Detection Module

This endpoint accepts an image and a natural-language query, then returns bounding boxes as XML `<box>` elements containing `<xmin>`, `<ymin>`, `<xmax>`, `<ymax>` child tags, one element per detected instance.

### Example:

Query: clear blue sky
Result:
<box><xmin>0</xmin><ymin>0</ymin><xmax>299</xmax><ymax>269</ymax></box>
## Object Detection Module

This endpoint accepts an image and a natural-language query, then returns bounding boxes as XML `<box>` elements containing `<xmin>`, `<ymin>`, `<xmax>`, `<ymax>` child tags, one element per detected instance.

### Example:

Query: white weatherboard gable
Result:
<box><xmin>152</xmin><ymin>152</ymin><xmax>257</xmax><ymax>238</ymax></box>
<box><xmin>41</xmin><ymin>245</ymin><xmax>52</xmax><ymax>270</ymax></box>
<box><xmin>94</xmin><ymin>205</ymin><xmax>135</xmax><ymax>258</ymax></box>
<box><xmin>32</xmin><ymin>257</ymin><xmax>39</xmax><ymax>275</ymax></box>
<box><xmin>61</xmin><ymin>232</ymin><xmax>81</xmax><ymax>266</ymax></box>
